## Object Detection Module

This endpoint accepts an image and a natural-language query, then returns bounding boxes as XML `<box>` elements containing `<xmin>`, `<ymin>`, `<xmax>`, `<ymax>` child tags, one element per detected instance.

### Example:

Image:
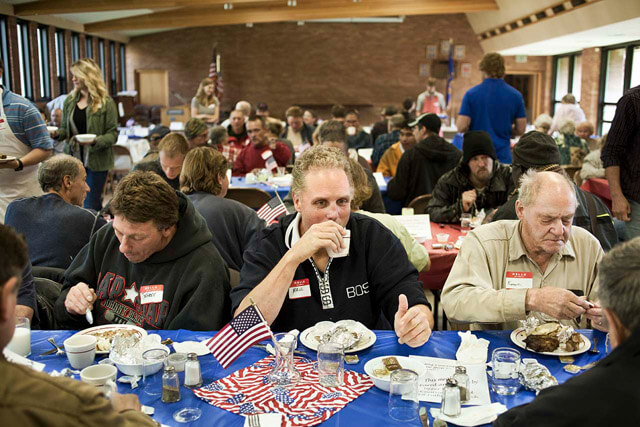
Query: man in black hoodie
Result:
<box><xmin>55</xmin><ymin>171</ymin><xmax>231</xmax><ymax>331</ymax></box>
<box><xmin>387</xmin><ymin>113</ymin><xmax>461</xmax><ymax>206</ymax></box>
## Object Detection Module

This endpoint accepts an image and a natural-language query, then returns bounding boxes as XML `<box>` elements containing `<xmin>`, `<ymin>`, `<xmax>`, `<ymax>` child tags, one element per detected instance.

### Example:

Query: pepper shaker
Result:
<box><xmin>184</xmin><ymin>352</ymin><xmax>203</xmax><ymax>388</ymax></box>
<box><xmin>453</xmin><ymin>365</ymin><xmax>470</xmax><ymax>403</ymax></box>
<box><xmin>441</xmin><ymin>378</ymin><xmax>461</xmax><ymax>417</ymax></box>
<box><xmin>161</xmin><ymin>365</ymin><xmax>181</xmax><ymax>403</ymax></box>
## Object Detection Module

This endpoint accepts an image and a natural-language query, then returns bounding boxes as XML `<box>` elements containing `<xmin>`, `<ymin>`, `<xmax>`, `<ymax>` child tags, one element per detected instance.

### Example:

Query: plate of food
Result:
<box><xmin>0</xmin><ymin>154</ymin><xmax>17</xmax><ymax>164</ymax></box>
<box><xmin>300</xmin><ymin>320</ymin><xmax>376</xmax><ymax>353</ymax></box>
<box><xmin>71</xmin><ymin>324</ymin><xmax>147</xmax><ymax>354</ymax></box>
<box><xmin>511</xmin><ymin>323</ymin><xmax>591</xmax><ymax>356</ymax></box>
<box><xmin>364</xmin><ymin>355</ymin><xmax>427</xmax><ymax>392</ymax></box>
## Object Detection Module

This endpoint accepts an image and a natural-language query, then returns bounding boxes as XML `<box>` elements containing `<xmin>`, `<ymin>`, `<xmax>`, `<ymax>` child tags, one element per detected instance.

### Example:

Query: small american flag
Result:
<box><xmin>209</xmin><ymin>46</ymin><xmax>224</xmax><ymax>100</ymax></box>
<box><xmin>206</xmin><ymin>304</ymin><xmax>272</xmax><ymax>369</ymax></box>
<box><xmin>257</xmin><ymin>196</ymin><xmax>288</xmax><ymax>225</ymax></box>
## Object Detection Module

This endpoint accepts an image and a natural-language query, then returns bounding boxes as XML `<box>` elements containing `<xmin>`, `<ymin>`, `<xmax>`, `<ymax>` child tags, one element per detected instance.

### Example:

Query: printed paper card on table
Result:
<box><xmin>393</xmin><ymin>214</ymin><xmax>433</xmax><ymax>241</ymax></box>
<box><xmin>409</xmin><ymin>355</ymin><xmax>491</xmax><ymax>405</ymax></box>
<box><xmin>194</xmin><ymin>355</ymin><xmax>373</xmax><ymax>427</ymax></box>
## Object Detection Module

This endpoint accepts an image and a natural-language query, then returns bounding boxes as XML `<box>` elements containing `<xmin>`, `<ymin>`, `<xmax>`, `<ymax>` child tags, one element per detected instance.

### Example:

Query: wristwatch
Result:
<box><xmin>14</xmin><ymin>158</ymin><xmax>24</xmax><ymax>171</ymax></box>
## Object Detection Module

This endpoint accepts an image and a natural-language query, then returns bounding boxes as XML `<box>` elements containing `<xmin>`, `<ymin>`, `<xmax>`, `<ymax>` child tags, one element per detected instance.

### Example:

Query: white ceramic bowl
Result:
<box><xmin>75</xmin><ymin>134</ymin><xmax>97</xmax><ymax>144</ymax></box>
<box><xmin>46</xmin><ymin>126</ymin><xmax>58</xmax><ymax>132</ymax></box>
<box><xmin>109</xmin><ymin>344</ymin><xmax>170</xmax><ymax>376</ymax></box>
<box><xmin>363</xmin><ymin>355</ymin><xmax>428</xmax><ymax>392</ymax></box>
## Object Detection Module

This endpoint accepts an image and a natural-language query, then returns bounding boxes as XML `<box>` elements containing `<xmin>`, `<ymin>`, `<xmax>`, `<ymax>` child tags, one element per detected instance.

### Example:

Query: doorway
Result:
<box><xmin>505</xmin><ymin>73</ymin><xmax>536</xmax><ymax>122</ymax></box>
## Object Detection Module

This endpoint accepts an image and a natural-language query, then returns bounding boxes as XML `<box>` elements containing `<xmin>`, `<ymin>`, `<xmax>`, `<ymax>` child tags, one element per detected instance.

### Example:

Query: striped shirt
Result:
<box><xmin>1</xmin><ymin>85</ymin><xmax>53</xmax><ymax>150</ymax></box>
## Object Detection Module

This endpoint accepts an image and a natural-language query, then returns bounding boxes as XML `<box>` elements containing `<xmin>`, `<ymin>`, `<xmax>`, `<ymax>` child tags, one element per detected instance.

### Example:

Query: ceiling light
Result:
<box><xmin>288</xmin><ymin>0</ymin><xmax>297</xmax><ymax>6</ymax></box>
<box><xmin>223</xmin><ymin>3</ymin><xmax>233</xmax><ymax>10</ymax></box>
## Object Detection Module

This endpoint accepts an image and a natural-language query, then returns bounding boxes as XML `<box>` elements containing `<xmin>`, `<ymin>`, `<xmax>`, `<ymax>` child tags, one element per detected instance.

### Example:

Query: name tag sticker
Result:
<box><xmin>261</xmin><ymin>150</ymin><xmax>274</xmax><ymax>160</ymax></box>
<box><xmin>140</xmin><ymin>285</ymin><xmax>164</xmax><ymax>304</ymax></box>
<box><xmin>288</xmin><ymin>279</ymin><xmax>311</xmax><ymax>300</ymax></box>
<box><xmin>505</xmin><ymin>271</ymin><xmax>533</xmax><ymax>289</ymax></box>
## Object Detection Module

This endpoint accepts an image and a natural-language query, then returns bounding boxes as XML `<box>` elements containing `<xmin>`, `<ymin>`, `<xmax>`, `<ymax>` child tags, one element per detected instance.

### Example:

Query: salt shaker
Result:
<box><xmin>453</xmin><ymin>365</ymin><xmax>470</xmax><ymax>403</ymax></box>
<box><xmin>441</xmin><ymin>378</ymin><xmax>461</xmax><ymax>417</ymax></box>
<box><xmin>184</xmin><ymin>352</ymin><xmax>203</xmax><ymax>388</ymax></box>
<box><xmin>161</xmin><ymin>365</ymin><xmax>181</xmax><ymax>403</ymax></box>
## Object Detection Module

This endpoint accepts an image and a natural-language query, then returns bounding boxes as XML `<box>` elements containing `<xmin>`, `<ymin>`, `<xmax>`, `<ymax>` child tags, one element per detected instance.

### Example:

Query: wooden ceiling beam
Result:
<box><xmin>14</xmin><ymin>0</ymin><xmax>275</xmax><ymax>16</ymax></box>
<box><xmin>85</xmin><ymin>0</ymin><xmax>498</xmax><ymax>32</ymax></box>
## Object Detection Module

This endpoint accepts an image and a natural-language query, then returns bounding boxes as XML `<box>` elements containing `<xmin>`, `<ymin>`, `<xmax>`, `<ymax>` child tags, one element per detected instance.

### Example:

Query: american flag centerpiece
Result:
<box><xmin>257</xmin><ymin>196</ymin><xmax>288</xmax><ymax>225</ymax></box>
<box><xmin>206</xmin><ymin>303</ymin><xmax>272</xmax><ymax>369</ymax></box>
<box><xmin>208</xmin><ymin>45</ymin><xmax>224</xmax><ymax>100</ymax></box>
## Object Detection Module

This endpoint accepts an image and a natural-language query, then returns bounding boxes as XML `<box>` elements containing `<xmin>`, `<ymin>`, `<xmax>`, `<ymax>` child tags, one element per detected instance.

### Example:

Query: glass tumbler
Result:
<box><xmin>142</xmin><ymin>348</ymin><xmax>169</xmax><ymax>396</ymax></box>
<box><xmin>317</xmin><ymin>343</ymin><xmax>344</xmax><ymax>387</ymax></box>
<box><xmin>388</xmin><ymin>369</ymin><xmax>419</xmax><ymax>422</ymax></box>
<box><xmin>490</xmin><ymin>347</ymin><xmax>521</xmax><ymax>395</ymax></box>
<box><xmin>7</xmin><ymin>317</ymin><xmax>31</xmax><ymax>357</ymax></box>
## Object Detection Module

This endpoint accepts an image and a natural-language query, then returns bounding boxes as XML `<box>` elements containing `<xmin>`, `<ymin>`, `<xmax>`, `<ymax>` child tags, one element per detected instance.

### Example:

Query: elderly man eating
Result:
<box><xmin>231</xmin><ymin>146</ymin><xmax>433</xmax><ymax>347</ymax></box>
<box><xmin>442</xmin><ymin>170</ymin><xmax>605</xmax><ymax>330</ymax></box>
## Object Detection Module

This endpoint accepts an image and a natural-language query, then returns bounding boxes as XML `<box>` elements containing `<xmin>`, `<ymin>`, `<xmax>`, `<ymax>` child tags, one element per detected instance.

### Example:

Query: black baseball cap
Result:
<box><xmin>408</xmin><ymin>113</ymin><xmax>441</xmax><ymax>134</ymax></box>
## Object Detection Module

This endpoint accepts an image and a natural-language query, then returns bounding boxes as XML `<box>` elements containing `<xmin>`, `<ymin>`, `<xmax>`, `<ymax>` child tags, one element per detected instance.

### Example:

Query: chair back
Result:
<box><xmin>113</xmin><ymin>145</ymin><xmax>134</xmax><ymax>172</ymax></box>
<box><xmin>408</xmin><ymin>194</ymin><xmax>432</xmax><ymax>214</ymax></box>
<box><xmin>33</xmin><ymin>277</ymin><xmax>62</xmax><ymax>330</ymax></box>
<box><xmin>225</xmin><ymin>188</ymin><xmax>273</xmax><ymax>209</ymax></box>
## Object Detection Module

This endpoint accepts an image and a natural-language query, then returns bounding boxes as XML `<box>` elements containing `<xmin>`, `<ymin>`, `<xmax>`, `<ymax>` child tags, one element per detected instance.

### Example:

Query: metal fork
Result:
<box><xmin>246</xmin><ymin>414</ymin><xmax>261</xmax><ymax>427</ymax></box>
<box><xmin>589</xmin><ymin>337</ymin><xmax>599</xmax><ymax>354</ymax></box>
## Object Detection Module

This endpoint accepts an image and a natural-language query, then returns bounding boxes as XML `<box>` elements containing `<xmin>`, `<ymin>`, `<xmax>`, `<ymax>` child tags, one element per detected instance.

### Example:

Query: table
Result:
<box><xmin>28</xmin><ymin>329</ymin><xmax>606</xmax><ymax>426</ymax></box>
<box><xmin>231</xmin><ymin>177</ymin><xmax>388</xmax><ymax>201</ymax></box>
<box><xmin>580</xmin><ymin>178</ymin><xmax>612</xmax><ymax>211</ymax></box>
<box><xmin>115</xmin><ymin>136</ymin><xmax>150</xmax><ymax>166</ymax></box>
<box><xmin>419</xmin><ymin>222</ymin><xmax>465</xmax><ymax>291</ymax></box>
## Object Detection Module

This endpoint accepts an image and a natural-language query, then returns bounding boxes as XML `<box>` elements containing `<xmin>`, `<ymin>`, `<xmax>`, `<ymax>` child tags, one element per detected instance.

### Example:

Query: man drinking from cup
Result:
<box><xmin>0</xmin><ymin>224</ymin><xmax>156</xmax><ymax>425</ymax></box>
<box><xmin>231</xmin><ymin>146</ymin><xmax>434</xmax><ymax>347</ymax></box>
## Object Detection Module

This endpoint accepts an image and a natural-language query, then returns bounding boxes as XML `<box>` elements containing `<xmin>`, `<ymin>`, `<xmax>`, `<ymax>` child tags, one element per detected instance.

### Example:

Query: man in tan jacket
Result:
<box><xmin>442</xmin><ymin>170</ymin><xmax>607</xmax><ymax>330</ymax></box>
<box><xmin>0</xmin><ymin>224</ymin><xmax>157</xmax><ymax>426</ymax></box>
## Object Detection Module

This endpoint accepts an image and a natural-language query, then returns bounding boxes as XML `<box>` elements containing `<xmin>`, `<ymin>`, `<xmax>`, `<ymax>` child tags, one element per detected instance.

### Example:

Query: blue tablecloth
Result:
<box><xmin>230</xmin><ymin>177</ymin><xmax>388</xmax><ymax>201</ymax></box>
<box><xmin>28</xmin><ymin>329</ymin><xmax>606</xmax><ymax>426</ymax></box>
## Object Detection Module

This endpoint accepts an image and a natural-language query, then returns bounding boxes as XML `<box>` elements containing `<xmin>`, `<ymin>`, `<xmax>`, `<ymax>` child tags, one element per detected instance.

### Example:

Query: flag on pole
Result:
<box><xmin>209</xmin><ymin>46</ymin><xmax>224</xmax><ymax>100</ymax></box>
<box><xmin>257</xmin><ymin>196</ymin><xmax>288</xmax><ymax>225</ymax></box>
<box><xmin>206</xmin><ymin>304</ymin><xmax>272</xmax><ymax>369</ymax></box>
<box><xmin>446</xmin><ymin>38</ymin><xmax>454</xmax><ymax>106</ymax></box>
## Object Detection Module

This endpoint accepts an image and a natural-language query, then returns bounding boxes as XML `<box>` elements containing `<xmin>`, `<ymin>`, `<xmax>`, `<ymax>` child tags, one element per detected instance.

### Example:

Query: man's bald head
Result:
<box><xmin>518</xmin><ymin>170</ymin><xmax>577</xmax><ymax>209</ymax></box>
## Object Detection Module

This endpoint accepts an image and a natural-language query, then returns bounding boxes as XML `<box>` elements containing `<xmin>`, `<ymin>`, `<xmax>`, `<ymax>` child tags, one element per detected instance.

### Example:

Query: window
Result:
<box><xmin>54</xmin><ymin>30</ymin><xmax>66</xmax><ymax>94</ymax></box>
<box><xmin>71</xmin><ymin>33</ymin><xmax>79</xmax><ymax>62</ymax></box>
<box><xmin>0</xmin><ymin>17</ymin><xmax>10</xmax><ymax>90</ymax></box>
<box><xmin>598</xmin><ymin>41</ymin><xmax>640</xmax><ymax>134</ymax></box>
<box><xmin>37</xmin><ymin>26</ymin><xmax>51</xmax><ymax>100</ymax></box>
<box><xmin>109</xmin><ymin>41</ymin><xmax>117</xmax><ymax>94</ymax></box>
<box><xmin>98</xmin><ymin>39</ymin><xmax>105</xmax><ymax>78</ymax></box>
<box><xmin>17</xmin><ymin>22</ymin><xmax>32</xmax><ymax>99</ymax></box>
<box><xmin>120</xmin><ymin>44</ymin><xmax>126</xmax><ymax>91</ymax></box>
<box><xmin>551</xmin><ymin>53</ymin><xmax>581</xmax><ymax>115</ymax></box>
<box><xmin>85</xmin><ymin>36</ymin><xmax>93</xmax><ymax>58</ymax></box>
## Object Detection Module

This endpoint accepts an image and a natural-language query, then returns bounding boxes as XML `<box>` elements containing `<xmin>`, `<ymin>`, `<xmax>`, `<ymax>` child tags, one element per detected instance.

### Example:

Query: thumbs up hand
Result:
<box><xmin>394</xmin><ymin>294</ymin><xmax>433</xmax><ymax>348</ymax></box>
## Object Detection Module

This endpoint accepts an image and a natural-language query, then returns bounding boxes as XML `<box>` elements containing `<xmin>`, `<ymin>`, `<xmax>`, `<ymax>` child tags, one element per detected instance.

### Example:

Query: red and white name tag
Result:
<box><xmin>505</xmin><ymin>271</ymin><xmax>533</xmax><ymax>290</ymax></box>
<box><xmin>288</xmin><ymin>279</ymin><xmax>311</xmax><ymax>300</ymax></box>
<box><xmin>140</xmin><ymin>285</ymin><xmax>164</xmax><ymax>304</ymax></box>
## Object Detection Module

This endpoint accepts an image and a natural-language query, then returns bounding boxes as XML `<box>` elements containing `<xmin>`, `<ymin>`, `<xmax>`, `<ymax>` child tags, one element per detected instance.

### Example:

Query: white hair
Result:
<box><xmin>518</xmin><ymin>169</ymin><xmax>577</xmax><ymax>207</ymax></box>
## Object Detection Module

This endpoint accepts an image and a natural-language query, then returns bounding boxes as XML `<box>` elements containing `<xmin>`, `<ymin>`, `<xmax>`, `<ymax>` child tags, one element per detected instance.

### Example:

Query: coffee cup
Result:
<box><xmin>80</xmin><ymin>364</ymin><xmax>118</xmax><ymax>396</ymax></box>
<box><xmin>327</xmin><ymin>229</ymin><xmax>350</xmax><ymax>258</ymax></box>
<box><xmin>64</xmin><ymin>334</ymin><xmax>97</xmax><ymax>369</ymax></box>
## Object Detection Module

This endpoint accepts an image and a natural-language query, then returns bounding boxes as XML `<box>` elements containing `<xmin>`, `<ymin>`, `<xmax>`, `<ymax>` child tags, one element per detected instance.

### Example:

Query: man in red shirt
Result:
<box><xmin>232</xmin><ymin>115</ymin><xmax>291</xmax><ymax>176</ymax></box>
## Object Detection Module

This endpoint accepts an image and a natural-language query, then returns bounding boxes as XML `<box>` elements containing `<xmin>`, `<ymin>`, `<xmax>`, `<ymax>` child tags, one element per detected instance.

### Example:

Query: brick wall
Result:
<box><xmin>579</xmin><ymin>47</ymin><xmax>601</xmax><ymax>126</ymax></box>
<box><xmin>126</xmin><ymin>14</ymin><xmax>488</xmax><ymax>125</ymax></box>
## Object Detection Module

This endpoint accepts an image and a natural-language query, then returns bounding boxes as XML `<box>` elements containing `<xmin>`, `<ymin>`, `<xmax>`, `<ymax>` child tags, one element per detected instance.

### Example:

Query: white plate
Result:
<box><xmin>0</xmin><ymin>155</ymin><xmax>17</xmax><ymax>164</ymax></box>
<box><xmin>364</xmin><ymin>355</ymin><xmax>428</xmax><ymax>392</ymax></box>
<box><xmin>299</xmin><ymin>323</ymin><xmax>376</xmax><ymax>353</ymax></box>
<box><xmin>510</xmin><ymin>327</ymin><xmax>591</xmax><ymax>356</ymax></box>
<box><xmin>71</xmin><ymin>325</ymin><xmax>147</xmax><ymax>355</ymax></box>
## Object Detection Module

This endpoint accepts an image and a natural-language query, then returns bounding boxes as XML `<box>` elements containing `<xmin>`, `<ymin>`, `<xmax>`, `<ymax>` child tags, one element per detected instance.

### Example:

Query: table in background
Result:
<box><xmin>419</xmin><ymin>222</ymin><xmax>464</xmax><ymax>291</ymax></box>
<box><xmin>28</xmin><ymin>329</ymin><xmax>606</xmax><ymax>427</ymax></box>
<box><xmin>581</xmin><ymin>178</ymin><xmax>612</xmax><ymax>211</ymax></box>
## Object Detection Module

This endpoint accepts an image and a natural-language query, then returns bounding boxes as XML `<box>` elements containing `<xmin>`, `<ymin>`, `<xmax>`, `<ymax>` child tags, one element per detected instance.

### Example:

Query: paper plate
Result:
<box><xmin>299</xmin><ymin>322</ymin><xmax>376</xmax><ymax>353</ymax></box>
<box><xmin>71</xmin><ymin>324</ymin><xmax>147</xmax><ymax>355</ymax></box>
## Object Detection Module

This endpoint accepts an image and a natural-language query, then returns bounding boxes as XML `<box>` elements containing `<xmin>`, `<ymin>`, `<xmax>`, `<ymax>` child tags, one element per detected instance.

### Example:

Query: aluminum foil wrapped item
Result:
<box><xmin>520</xmin><ymin>358</ymin><xmax>558</xmax><ymax>393</ymax></box>
<box><xmin>314</xmin><ymin>320</ymin><xmax>363</xmax><ymax>350</ymax></box>
<box><xmin>520</xmin><ymin>316</ymin><xmax>542</xmax><ymax>335</ymax></box>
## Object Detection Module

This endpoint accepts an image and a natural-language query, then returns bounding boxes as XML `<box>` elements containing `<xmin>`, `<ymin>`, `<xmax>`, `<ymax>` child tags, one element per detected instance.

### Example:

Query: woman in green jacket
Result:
<box><xmin>54</xmin><ymin>58</ymin><xmax>117</xmax><ymax>211</ymax></box>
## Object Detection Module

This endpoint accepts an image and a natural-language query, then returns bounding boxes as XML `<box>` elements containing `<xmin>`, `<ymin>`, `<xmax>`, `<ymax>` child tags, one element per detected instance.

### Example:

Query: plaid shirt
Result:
<box><xmin>219</xmin><ymin>144</ymin><xmax>241</xmax><ymax>164</ymax></box>
<box><xmin>1</xmin><ymin>85</ymin><xmax>53</xmax><ymax>150</ymax></box>
<box><xmin>601</xmin><ymin>85</ymin><xmax>640</xmax><ymax>202</ymax></box>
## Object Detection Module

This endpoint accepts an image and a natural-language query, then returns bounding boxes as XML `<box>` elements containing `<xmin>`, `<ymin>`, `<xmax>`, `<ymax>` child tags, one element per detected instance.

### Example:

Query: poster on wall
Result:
<box><xmin>454</xmin><ymin>45</ymin><xmax>466</xmax><ymax>59</ymax></box>
<box><xmin>419</xmin><ymin>63</ymin><xmax>430</xmax><ymax>77</ymax></box>
<box><xmin>426</xmin><ymin>45</ymin><xmax>437</xmax><ymax>59</ymax></box>
<box><xmin>440</xmin><ymin>39</ymin><xmax>451</xmax><ymax>55</ymax></box>
<box><xmin>461</xmin><ymin>62</ymin><xmax>472</xmax><ymax>78</ymax></box>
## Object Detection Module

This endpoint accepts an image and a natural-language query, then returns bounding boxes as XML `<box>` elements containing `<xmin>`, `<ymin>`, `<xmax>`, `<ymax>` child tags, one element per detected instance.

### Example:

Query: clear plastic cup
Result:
<box><xmin>317</xmin><ymin>343</ymin><xmax>344</xmax><ymax>387</ymax></box>
<box><xmin>388</xmin><ymin>369</ymin><xmax>419</xmax><ymax>421</ymax></box>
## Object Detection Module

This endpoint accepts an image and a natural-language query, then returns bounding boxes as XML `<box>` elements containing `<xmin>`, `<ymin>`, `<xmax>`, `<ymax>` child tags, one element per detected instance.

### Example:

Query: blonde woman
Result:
<box><xmin>55</xmin><ymin>58</ymin><xmax>117</xmax><ymax>210</ymax></box>
<box><xmin>191</xmin><ymin>78</ymin><xmax>219</xmax><ymax>125</ymax></box>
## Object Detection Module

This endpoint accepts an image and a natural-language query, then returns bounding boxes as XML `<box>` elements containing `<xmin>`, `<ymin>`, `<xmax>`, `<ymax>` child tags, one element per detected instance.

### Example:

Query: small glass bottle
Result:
<box><xmin>161</xmin><ymin>365</ymin><xmax>181</xmax><ymax>403</ymax></box>
<box><xmin>453</xmin><ymin>366</ymin><xmax>470</xmax><ymax>403</ymax></box>
<box><xmin>184</xmin><ymin>353</ymin><xmax>203</xmax><ymax>388</ymax></box>
<box><xmin>441</xmin><ymin>378</ymin><xmax>461</xmax><ymax>417</ymax></box>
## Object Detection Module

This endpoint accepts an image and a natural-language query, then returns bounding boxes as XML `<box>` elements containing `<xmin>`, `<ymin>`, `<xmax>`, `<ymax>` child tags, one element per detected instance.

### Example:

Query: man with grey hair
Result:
<box><xmin>442</xmin><ymin>170</ymin><xmax>605</xmax><ymax>330</ymax></box>
<box><xmin>4</xmin><ymin>154</ymin><xmax>106</xmax><ymax>269</ymax></box>
<box><xmin>494</xmin><ymin>237</ymin><xmax>640</xmax><ymax>426</ymax></box>
<box><xmin>231</xmin><ymin>145</ymin><xmax>434</xmax><ymax>346</ymax></box>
